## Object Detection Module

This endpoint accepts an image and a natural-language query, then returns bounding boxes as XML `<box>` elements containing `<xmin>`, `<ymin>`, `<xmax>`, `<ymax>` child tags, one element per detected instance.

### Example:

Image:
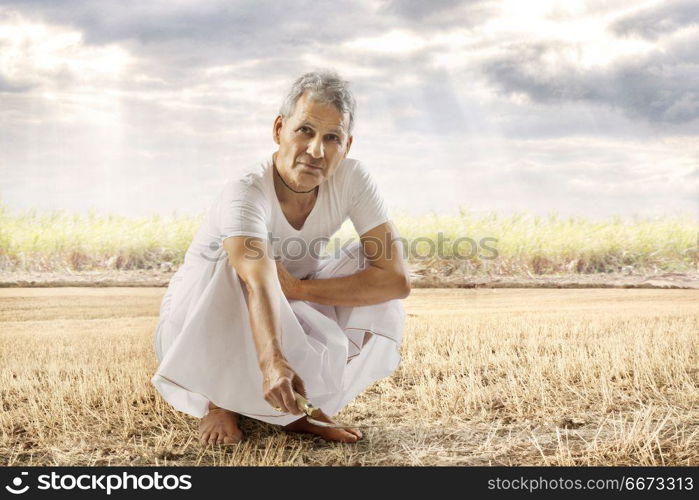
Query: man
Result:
<box><xmin>151</xmin><ymin>70</ymin><xmax>410</xmax><ymax>445</ymax></box>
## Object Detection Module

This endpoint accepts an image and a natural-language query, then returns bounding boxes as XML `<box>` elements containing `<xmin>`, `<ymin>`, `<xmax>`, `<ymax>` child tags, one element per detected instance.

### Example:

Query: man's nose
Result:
<box><xmin>307</xmin><ymin>135</ymin><xmax>323</xmax><ymax>159</ymax></box>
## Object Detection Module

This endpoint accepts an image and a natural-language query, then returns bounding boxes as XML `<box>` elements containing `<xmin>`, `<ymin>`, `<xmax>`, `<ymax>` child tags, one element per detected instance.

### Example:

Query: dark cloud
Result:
<box><xmin>2</xmin><ymin>0</ymin><xmax>365</xmax><ymax>43</ymax></box>
<box><xmin>545</xmin><ymin>0</ymin><xmax>648</xmax><ymax>20</ymax></box>
<box><xmin>1</xmin><ymin>0</ymin><xmax>499</xmax><ymax>82</ymax></box>
<box><xmin>0</xmin><ymin>0</ymin><xmax>502</xmax><ymax>115</ymax></box>
<box><xmin>0</xmin><ymin>1</ymin><xmax>385</xmax><ymax>75</ymax></box>
<box><xmin>611</xmin><ymin>0</ymin><xmax>699</xmax><ymax>40</ymax></box>
<box><xmin>0</xmin><ymin>75</ymin><xmax>36</xmax><ymax>93</ymax></box>
<box><xmin>378</xmin><ymin>0</ymin><xmax>493</xmax><ymax>27</ymax></box>
<box><xmin>0</xmin><ymin>0</ymin><xmax>492</xmax><ymax>72</ymax></box>
<box><xmin>482</xmin><ymin>35</ymin><xmax>699</xmax><ymax>124</ymax></box>
<box><xmin>381</xmin><ymin>0</ymin><xmax>465</xmax><ymax>18</ymax></box>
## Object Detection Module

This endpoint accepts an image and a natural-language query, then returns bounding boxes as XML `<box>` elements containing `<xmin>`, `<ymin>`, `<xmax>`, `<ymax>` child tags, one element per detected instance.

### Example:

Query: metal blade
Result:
<box><xmin>293</xmin><ymin>391</ymin><xmax>379</xmax><ymax>430</ymax></box>
<box><xmin>304</xmin><ymin>416</ymin><xmax>381</xmax><ymax>429</ymax></box>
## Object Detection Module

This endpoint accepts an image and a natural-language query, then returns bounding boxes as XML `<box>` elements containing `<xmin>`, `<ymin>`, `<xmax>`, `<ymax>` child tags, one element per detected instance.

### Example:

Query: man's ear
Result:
<box><xmin>272</xmin><ymin>115</ymin><xmax>283</xmax><ymax>145</ymax></box>
<box><xmin>344</xmin><ymin>135</ymin><xmax>353</xmax><ymax>157</ymax></box>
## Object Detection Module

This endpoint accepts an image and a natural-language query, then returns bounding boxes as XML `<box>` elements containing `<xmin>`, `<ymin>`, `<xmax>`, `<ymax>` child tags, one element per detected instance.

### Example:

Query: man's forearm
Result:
<box><xmin>295</xmin><ymin>265</ymin><xmax>409</xmax><ymax>307</ymax></box>
<box><xmin>246</xmin><ymin>282</ymin><xmax>285</xmax><ymax>368</ymax></box>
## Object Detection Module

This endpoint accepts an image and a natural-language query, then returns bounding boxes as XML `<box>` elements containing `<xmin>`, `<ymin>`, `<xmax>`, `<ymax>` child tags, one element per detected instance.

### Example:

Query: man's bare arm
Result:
<box><xmin>278</xmin><ymin>221</ymin><xmax>411</xmax><ymax>307</ymax></box>
<box><xmin>223</xmin><ymin>235</ymin><xmax>305</xmax><ymax>415</ymax></box>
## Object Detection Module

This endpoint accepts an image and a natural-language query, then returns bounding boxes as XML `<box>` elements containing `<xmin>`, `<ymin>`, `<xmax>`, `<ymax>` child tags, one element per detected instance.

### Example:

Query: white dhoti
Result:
<box><xmin>150</xmin><ymin>241</ymin><xmax>405</xmax><ymax>426</ymax></box>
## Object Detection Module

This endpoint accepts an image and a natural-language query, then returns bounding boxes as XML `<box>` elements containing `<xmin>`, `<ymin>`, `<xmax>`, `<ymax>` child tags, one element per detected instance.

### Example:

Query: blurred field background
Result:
<box><xmin>1</xmin><ymin>287</ymin><xmax>696</xmax><ymax>466</ymax></box>
<box><xmin>1</xmin><ymin>201</ymin><xmax>696</xmax><ymax>276</ymax></box>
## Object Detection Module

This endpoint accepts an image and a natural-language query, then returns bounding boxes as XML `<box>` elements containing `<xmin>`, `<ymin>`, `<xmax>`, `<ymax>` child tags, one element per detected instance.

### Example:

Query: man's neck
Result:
<box><xmin>272</xmin><ymin>154</ymin><xmax>318</xmax><ymax>208</ymax></box>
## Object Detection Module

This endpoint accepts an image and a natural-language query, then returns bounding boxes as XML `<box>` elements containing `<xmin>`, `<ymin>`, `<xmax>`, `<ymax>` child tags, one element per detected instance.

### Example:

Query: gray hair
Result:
<box><xmin>279</xmin><ymin>70</ymin><xmax>356</xmax><ymax>136</ymax></box>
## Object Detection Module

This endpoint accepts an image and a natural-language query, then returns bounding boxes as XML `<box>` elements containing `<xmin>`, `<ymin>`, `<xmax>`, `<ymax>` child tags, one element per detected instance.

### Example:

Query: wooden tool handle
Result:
<box><xmin>293</xmin><ymin>391</ymin><xmax>320</xmax><ymax>417</ymax></box>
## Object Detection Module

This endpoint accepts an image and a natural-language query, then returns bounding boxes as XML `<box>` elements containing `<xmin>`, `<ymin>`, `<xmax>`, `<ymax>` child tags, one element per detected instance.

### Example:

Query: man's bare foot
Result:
<box><xmin>283</xmin><ymin>410</ymin><xmax>362</xmax><ymax>443</ymax></box>
<box><xmin>199</xmin><ymin>401</ymin><xmax>243</xmax><ymax>446</ymax></box>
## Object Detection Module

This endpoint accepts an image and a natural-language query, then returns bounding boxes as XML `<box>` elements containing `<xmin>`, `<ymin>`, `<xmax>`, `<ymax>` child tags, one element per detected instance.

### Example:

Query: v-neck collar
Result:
<box><xmin>268</xmin><ymin>159</ymin><xmax>323</xmax><ymax>233</ymax></box>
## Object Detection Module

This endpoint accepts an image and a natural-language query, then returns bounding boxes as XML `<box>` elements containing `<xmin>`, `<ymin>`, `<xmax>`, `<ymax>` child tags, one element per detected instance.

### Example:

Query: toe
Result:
<box><xmin>208</xmin><ymin>432</ymin><xmax>219</xmax><ymax>445</ymax></box>
<box><xmin>199</xmin><ymin>431</ymin><xmax>210</xmax><ymax>445</ymax></box>
<box><xmin>342</xmin><ymin>432</ymin><xmax>358</xmax><ymax>443</ymax></box>
<box><xmin>347</xmin><ymin>428</ymin><xmax>363</xmax><ymax>440</ymax></box>
<box><xmin>223</xmin><ymin>434</ymin><xmax>240</xmax><ymax>445</ymax></box>
<box><xmin>333</xmin><ymin>429</ymin><xmax>357</xmax><ymax>443</ymax></box>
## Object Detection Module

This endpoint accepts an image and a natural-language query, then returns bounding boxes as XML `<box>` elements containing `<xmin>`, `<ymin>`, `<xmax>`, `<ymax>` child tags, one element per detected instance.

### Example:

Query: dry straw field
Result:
<box><xmin>1</xmin><ymin>287</ymin><xmax>697</xmax><ymax>466</ymax></box>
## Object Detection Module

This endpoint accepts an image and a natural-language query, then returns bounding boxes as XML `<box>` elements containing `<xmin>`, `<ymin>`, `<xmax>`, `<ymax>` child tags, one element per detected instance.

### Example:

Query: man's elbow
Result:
<box><xmin>394</xmin><ymin>272</ymin><xmax>411</xmax><ymax>299</ymax></box>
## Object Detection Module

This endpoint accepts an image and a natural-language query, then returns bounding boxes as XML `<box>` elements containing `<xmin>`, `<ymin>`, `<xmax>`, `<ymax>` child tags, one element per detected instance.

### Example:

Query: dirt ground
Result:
<box><xmin>0</xmin><ymin>287</ymin><xmax>697</xmax><ymax>465</ymax></box>
<box><xmin>0</xmin><ymin>269</ymin><xmax>697</xmax><ymax>289</ymax></box>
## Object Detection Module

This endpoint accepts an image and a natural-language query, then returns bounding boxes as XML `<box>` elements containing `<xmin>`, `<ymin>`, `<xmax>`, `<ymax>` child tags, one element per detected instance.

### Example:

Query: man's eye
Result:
<box><xmin>299</xmin><ymin>126</ymin><xmax>312</xmax><ymax>134</ymax></box>
<box><xmin>327</xmin><ymin>135</ymin><xmax>339</xmax><ymax>142</ymax></box>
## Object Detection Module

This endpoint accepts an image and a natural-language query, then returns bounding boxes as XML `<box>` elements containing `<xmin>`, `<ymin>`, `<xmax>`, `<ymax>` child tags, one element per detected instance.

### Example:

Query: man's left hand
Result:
<box><xmin>275</xmin><ymin>259</ymin><xmax>303</xmax><ymax>300</ymax></box>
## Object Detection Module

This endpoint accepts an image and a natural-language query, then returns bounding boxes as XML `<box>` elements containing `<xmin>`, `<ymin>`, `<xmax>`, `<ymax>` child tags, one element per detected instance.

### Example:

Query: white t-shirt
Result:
<box><xmin>181</xmin><ymin>156</ymin><xmax>390</xmax><ymax>279</ymax></box>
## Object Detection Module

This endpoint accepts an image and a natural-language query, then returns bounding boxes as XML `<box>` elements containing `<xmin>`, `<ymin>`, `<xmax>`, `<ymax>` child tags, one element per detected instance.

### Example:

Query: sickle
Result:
<box><xmin>292</xmin><ymin>391</ymin><xmax>381</xmax><ymax>429</ymax></box>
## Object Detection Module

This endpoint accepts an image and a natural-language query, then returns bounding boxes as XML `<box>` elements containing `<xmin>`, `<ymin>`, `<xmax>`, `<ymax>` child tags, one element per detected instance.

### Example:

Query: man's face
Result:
<box><xmin>273</xmin><ymin>89</ymin><xmax>353</xmax><ymax>191</ymax></box>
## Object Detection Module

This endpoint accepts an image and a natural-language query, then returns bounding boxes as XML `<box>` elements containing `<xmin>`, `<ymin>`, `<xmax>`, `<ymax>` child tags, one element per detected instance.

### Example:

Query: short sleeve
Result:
<box><xmin>346</xmin><ymin>161</ymin><xmax>390</xmax><ymax>236</ymax></box>
<box><xmin>218</xmin><ymin>180</ymin><xmax>269</xmax><ymax>241</ymax></box>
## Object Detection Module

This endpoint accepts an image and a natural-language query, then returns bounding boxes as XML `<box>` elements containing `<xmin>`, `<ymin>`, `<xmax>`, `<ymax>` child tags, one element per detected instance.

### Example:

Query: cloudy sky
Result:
<box><xmin>0</xmin><ymin>0</ymin><xmax>697</xmax><ymax>219</ymax></box>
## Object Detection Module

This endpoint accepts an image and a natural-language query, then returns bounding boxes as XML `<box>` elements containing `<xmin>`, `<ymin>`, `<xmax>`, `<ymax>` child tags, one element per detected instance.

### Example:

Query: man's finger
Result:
<box><xmin>279</xmin><ymin>382</ymin><xmax>301</xmax><ymax>415</ymax></box>
<box><xmin>293</xmin><ymin>376</ymin><xmax>307</xmax><ymax>399</ymax></box>
<box><xmin>265</xmin><ymin>394</ymin><xmax>285</xmax><ymax>413</ymax></box>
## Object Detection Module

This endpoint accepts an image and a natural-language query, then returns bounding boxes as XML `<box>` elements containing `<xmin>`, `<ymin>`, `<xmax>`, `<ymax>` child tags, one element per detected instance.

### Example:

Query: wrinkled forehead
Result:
<box><xmin>290</xmin><ymin>92</ymin><xmax>350</xmax><ymax>134</ymax></box>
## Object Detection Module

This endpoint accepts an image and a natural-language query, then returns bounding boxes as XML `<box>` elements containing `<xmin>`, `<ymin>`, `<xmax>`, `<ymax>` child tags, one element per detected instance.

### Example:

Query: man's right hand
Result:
<box><xmin>261</xmin><ymin>356</ymin><xmax>307</xmax><ymax>415</ymax></box>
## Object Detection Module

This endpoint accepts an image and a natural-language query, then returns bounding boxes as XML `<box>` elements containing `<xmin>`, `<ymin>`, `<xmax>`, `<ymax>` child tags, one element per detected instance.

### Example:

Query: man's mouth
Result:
<box><xmin>299</xmin><ymin>162</ymin><xmax>322</xmax><ymax>170</ymax></box>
